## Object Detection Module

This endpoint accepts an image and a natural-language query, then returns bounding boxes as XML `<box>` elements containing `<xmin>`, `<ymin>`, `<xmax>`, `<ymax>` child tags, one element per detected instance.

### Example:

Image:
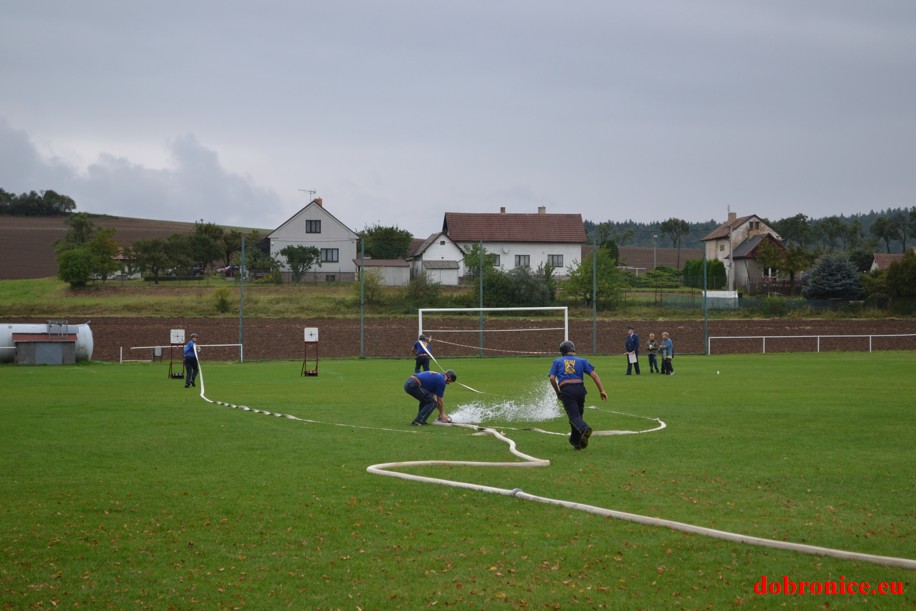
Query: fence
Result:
<box><xmin>707</xmin><ymin>333</ymin><xmax>916</xmax><ymax>355</ymax></box>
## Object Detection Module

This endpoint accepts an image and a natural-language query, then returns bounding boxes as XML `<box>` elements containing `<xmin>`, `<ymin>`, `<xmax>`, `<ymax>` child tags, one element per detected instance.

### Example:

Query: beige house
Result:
<box><xmin>701</xmin><ymin>212</ymin><xmax>784</xmax><ymax>292</ymax></box>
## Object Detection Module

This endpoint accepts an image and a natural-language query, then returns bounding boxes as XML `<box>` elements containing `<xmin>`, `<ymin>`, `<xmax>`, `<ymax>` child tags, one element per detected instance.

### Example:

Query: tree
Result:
<box><xmin>87</xmin><ymin>228</ymin><xmax>120</xmax><ymax>281</ymax></box>
<box><xmin>280</xmin><ymin>245</ymin><xmax>320</xmax><ymax>282</ymax></box>
<box><xmin>814</xmin><ymin>216</ymin><xmax>846</xmax><ymax>252</ymax></box>
<box><xmin>869</xmin><ymin>216</ymin><xmax>900</xmax><ymax>253</ymax></box>
<box><xmin>0</xmin><ymin>189</ymin><xmax>76</xmax><ymax>216</ymax></box>
<box><xmin>561</xmin><ymin>248</ymin><xmax>624</xmax><ymax>307</ymax></box>
<box><xmin>659</xmin><ymin>218</ymin><xmax>690</xmax><ymax>267</ymax></box>
<box><xmin>131</xmin><ymin>238</ymin><xmax>171</xmax><ymax>283</ymax></box>
<box><xmin>220</xmin><ymin>229</ymin><xmax>243</xmax><ymax>267</ymax></box>
<box><xmin>359</xmin><ymin>224</ymin><xmax>413</xmax><ymax>259</ymax></box>
<box><xmin>783</xmin><ymin>245</ymin><xmax>815</xmax><ymax>293</ymax></box>
<box><xmin>802</xmin><ymin>254</ymin><xmax>864</xmax><ymax>300</ymax></box>
<box><xmin>189</xmin><ymin>221</ymin><xmax>224</xmax><ymax>271</ymax></box>
<box><xmin>771</xmin><ymin>214</ymin><xmax>812</xmax><ymax>248</ymax></box>
<box><xmin>55</xmin><ymin>212</ymin><xmax>98</xmax><ymax>252</ymax></box>
<box><xmin>885</xmin><ymin>249</ymin><xmax>916</xmax><ymax>313</ymax></box>
<box><xmin>57</xmin><ymin>248</ymin><xmax>94</xmax><ymax>288</ymax></box>
<box><xmin>682</xmin><ymin>259</ymin><xmax>727</xmax><ymax>290</ymax></box>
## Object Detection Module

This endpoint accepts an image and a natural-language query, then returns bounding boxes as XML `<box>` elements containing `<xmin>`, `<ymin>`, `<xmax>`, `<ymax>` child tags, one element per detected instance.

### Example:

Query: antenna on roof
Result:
<box><xmin>298</xmin><ymin>189</ymin><xmax>317</xmax><ymax>199</ymax></box>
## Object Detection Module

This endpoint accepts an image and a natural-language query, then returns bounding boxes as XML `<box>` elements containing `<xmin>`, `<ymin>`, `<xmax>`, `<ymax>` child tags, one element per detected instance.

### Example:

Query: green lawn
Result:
<box><xmin>1</xmin><ymin>353</ymin><xmax>913</xmax><ymax>608</ymax></box>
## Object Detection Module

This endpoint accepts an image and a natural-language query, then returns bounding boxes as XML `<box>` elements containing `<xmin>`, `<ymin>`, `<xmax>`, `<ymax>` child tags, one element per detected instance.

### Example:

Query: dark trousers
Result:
<box><xmin>404</xmin><ymin>378</ymin><xmax>437</xmax><ymax>423</ymax></box>
<box><xmin>663</xmin><ymin>358</ymin><xmax>674</xmax><ymax>374</ymax></box>
<box><xmin>626</xmin><ymin>355</ymin><xmax>640</xmax><ymax>375</ymax></box>
<box><xmin>184</xmin><ymin>357</ymin><xmax>199</xmax><ymax>386</ymax></box>
<box><xmin>559</xmin><ymin>383</ymin><xmax>590</xmax><ymax>446</ymax></box>
<box><xmin>648</xmin><ymin>354</ymin><xmax>659</xmax><ymax>372</ymax></box>
<box><xmin>414</xmin><ymin>355</ymin><xmax>430</xmax><ymax>373</ymax></box>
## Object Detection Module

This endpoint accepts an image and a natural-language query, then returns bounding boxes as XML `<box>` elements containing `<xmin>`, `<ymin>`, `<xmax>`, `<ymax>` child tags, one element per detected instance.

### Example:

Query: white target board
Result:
<box><xmin>304</xmin><ymin>327</ymin><xmax>319</xmax><ymax>342</ymax></box>
<box><xmin>170</xmin><ymin>329</ymin><xmax>186</xmax><ymax>344</ymax></box>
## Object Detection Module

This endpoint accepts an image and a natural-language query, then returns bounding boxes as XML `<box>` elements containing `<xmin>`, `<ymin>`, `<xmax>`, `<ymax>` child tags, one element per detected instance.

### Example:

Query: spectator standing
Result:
<box><xmin>646</xmin><ymin>333</ymin><xmax>660</xmax><ymax>374</ymax></box>
<box><xmin>625</xmin><ymin>326</ymin><xmax>641</xmax><ymax>375</ymax></box>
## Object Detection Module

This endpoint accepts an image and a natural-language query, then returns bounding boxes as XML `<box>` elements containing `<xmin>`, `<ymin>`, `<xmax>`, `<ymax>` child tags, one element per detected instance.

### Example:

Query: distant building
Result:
<box><xmin>701</xmin><ymin>212</ymin><xmax>784</xmax><ymax>292</ymax></box>
<box><xmin>442</xmin><ymin>206</ymin><xmax>587</xmax><ymax>278</ymax></box>
<box><xmin>869</xmin><ymin>252</ymin><xmax>905</xmax><ymax>273</ymax></box>
<box><xmin>408</xmin><ymin>232</ymin><xmax>465</xmax><ymax>286</ymax></box>
<box><xmin>267</xmin><ymin>198</ymin><xmax>358</xmax><ymax>282</ymax></box>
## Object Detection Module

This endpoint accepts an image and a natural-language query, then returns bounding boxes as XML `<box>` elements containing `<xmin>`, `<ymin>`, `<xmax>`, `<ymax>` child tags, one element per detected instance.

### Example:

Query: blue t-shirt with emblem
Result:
<box><xmin>549</xmin><ymin>356</ymin><xmax>595</xmax><ymax>384</ymax></box>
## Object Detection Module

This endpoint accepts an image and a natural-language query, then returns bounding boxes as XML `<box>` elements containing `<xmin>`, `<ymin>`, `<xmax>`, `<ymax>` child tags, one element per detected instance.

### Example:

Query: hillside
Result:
<box><xmin>0</xmin><ymin>215</ymin><xmax>266</xmax><ymax>280</ymax></box>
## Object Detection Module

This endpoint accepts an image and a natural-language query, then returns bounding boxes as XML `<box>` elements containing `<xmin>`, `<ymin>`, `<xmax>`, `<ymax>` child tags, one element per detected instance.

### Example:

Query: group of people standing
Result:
<box><xmin>626</xmin><ymin>326</ymin><xmax>675</xmax><ymax>376</ymax></box>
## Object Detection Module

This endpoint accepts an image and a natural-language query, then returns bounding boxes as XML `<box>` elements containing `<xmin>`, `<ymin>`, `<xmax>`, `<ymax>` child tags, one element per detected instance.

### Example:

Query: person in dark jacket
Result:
<box><xmin>625</xmin><ymin>326</ymin><xmax>641</xmax><ymax>375</ymax></box>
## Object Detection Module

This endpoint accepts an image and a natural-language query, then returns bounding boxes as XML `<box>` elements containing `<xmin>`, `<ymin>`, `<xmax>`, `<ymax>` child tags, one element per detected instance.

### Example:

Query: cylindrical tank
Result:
<box><xmin>0</xmin><ymin>322</ymin><xmax>94</xmax><ymax>362</ymax></box>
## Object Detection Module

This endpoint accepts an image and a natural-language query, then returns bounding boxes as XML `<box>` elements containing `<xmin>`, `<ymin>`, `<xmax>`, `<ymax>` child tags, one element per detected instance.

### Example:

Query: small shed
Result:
<box><xmin>12</xmin><ymin>332</ymin><xmax>78</xmax><ymax>365</ymax></box>
<box><xmin>354</xmin><ymin>258</ymin><xmax>411</xmax><ymax>286</ymax></box>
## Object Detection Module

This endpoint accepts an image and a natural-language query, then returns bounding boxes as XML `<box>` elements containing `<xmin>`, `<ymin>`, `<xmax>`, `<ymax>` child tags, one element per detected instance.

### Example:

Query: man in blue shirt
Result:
<box><xmin>183</xmin><ymin>332</ymin><xmax>200</xmax><ymax>388</ymax></box>
<box><xmin>411</xmin><ymin>334</ymin><xmax>431</xmax><ymax>373</ymax></box>
<box><xmin>404</xmin><ymin>369</ymin><xmax>456</xmax><ymax>426</ymax></box>
<box><xmin>549</xmin><ymin>340</ymin><xmax>607</xmax><ymax>449</ymax></box>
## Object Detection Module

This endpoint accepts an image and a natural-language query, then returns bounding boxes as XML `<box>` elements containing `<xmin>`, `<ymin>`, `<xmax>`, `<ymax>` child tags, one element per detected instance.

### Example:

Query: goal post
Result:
<box><xmin>418</xmin><ymin>306</ymin><xmax>569</xmax><ymax>357</ymax></box>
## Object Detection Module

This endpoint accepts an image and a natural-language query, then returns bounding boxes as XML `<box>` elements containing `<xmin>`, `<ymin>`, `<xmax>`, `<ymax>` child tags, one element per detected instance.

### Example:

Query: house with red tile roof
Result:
<box><xmin>442</xmin><ymin>206</ymin><xmax>587</xmax><ymax>278</ymax></box>
<box><xmin>701</xmin><ymin>212</ymin><xmax>783</xmax><ymax>292</ymax></box>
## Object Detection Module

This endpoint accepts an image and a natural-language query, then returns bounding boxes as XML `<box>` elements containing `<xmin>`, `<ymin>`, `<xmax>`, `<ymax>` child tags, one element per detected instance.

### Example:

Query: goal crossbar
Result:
<box><xmin>419</xmin><ymin>306</ymin><xmax>569</xmax><ymax>348</ymax></box>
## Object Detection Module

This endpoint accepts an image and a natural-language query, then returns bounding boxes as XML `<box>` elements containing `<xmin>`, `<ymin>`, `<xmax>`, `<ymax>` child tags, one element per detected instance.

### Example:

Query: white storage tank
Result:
<box><xmin>0</xmin><ymin>322</ymin><xmax>94</xmax><ymax>363</ymax></box>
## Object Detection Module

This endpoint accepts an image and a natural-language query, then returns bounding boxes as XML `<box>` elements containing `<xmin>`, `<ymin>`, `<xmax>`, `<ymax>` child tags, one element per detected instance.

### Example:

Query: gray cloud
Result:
<box><xmin>1</xmin><ymin>1</ymin><xmax>915</xmax><ymax>237</ymax></box>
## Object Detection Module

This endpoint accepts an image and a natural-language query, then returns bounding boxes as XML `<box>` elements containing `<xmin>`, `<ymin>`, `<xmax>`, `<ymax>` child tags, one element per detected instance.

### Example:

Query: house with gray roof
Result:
<box><xmin>268</xmin><ymin>198</ymin><xmax>359</xmax><ymax>282</ymax></box>
<box><xmin>442</xmin><ymin>206</ymin><xmax>587</xmax><ymax>278</ymax></box>
<box><xmin>701</xmin><ymin>212</ymin><xmax>783</xmax><ymax>292</ymax></box>
<box><xmin>408</xmin><ymin>232</ymin><xmax>465</xmax><ymax>285</ymax></box>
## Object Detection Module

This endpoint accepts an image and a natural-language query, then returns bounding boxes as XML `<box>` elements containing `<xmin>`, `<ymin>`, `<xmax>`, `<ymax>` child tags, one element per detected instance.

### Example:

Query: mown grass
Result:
<box><xmin>1</xmin><ymin>353</ymin><xmax>913</xmax><ymax>608</ymax></box>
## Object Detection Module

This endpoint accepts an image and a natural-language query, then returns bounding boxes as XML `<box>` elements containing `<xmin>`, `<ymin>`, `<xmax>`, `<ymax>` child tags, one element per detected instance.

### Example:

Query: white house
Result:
<box><xmin>700</xmin><ymin>212</ymin><xmax>784</xmax><ymax>292</ymax></box>
<box><xmin>442</xmin><ymin>206</ymin><xmax>587</xmax><ymax>278</ymax></box>
<box><xmin>409</xmin><ymin>232</ymin><xmax>465</xmax><ymax>286</ymax></box>
<box><xmin>267</xmin><ymin>198</ymin><xmax>359</xmax><ymax>282</ymax></box>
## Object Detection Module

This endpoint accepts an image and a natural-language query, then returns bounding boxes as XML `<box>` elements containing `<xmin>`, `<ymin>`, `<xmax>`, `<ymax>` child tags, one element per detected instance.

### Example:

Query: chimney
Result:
<box><xmin>500</xmin><ymin>207</ymin><xmax>506</xmax><ymax>214</ymax></box>
<box><xmin>538</xmin><ymin>206</ymin><xmax>546</xmax><ymax>215</ymax></box>
<box><xmin>727</xmin><ymin>211</ymin><xmax>736</xmax><ymax>225</ymax></box>
<box><xmin>314</xmin><ymin>198</ymin><xmax>323</xmax><ymax>208</ymax></box>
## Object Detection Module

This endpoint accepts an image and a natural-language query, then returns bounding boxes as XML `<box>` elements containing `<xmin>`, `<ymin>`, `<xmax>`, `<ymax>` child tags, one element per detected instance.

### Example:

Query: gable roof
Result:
<box><xmin>732</xmin><ymin>233</ymin><xmax>784</xmax><ymax>259</ymax></box>
<box><xmin>410</xmin><ymin>232</ymin><xmax>465</xmax><ymax>258</ymax></box>
<box><xmin>443</xmin><ymin>212</ymin><xmax>586</xmax><ymax>243</ymax></box>
<box><xmin>268</xmin><ymin>199</ymin><xmax>358</xmax><ymax>239</ymax></box>
<box><xmin>701</xmin><ymin>214</ymin><xmax>756</xmax><ymax>241</ymax></box>
<box><xmin>871</xmin><ymin>253</ymin><xmax>904</xmax><ymax>271</ymax></box>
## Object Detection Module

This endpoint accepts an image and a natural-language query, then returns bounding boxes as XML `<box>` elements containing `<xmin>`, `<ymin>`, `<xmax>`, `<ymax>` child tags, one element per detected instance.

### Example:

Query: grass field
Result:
<box><xmin>1</xmin><ymin>352</ymin><xmax>914</xmax><ymax>608</ymax></box>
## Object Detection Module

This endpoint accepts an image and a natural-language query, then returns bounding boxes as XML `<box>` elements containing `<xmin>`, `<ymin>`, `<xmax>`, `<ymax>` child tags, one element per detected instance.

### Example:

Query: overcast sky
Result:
<box><xmin>2</xmin><ymin>1</ymin><xmax>914</xmax><ymax>238</ymax></box>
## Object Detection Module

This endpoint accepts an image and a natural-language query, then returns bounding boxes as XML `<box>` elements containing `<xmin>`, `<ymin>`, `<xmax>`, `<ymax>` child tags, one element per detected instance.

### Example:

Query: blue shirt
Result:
<box><xmin>549</xmin><ymin>356</ymin><xmax>595</xmax><ymax>384</ymax></box>
<box><xmin>183</xmin><ymin>340</ymin><xmax>197</xmax><ymax>358</ymax></box>
<box><xmin>413</xmin><ymin>339</ymin><xmax>430</xmax><ymax>356</ymax></box>
<box><xmin>414</xmin><ymin>370</ymin><xmax>447</xmax><ymax>397</ymax></box>
<box><xmin>661</xmin><ymin>338</ymin><xmax>674</xmax><ymax>358</ymax></box>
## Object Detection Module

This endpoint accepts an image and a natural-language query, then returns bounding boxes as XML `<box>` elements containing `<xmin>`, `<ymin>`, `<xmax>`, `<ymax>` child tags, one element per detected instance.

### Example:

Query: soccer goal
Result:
<box><xmin>417</xmin><ymin>306</ymin><xmax>569</xmax><ymax>357</ymax></box>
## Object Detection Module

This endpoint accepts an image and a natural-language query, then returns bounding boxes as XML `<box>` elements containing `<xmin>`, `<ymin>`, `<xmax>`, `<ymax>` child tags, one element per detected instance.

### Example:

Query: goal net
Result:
<box><xmin>417</xmin><ymin>306</ymin><xmax>569</xmax><ymax>357</ymax></box>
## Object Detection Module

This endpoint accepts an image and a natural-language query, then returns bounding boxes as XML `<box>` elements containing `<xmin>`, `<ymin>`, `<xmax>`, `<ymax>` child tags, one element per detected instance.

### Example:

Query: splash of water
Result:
<box><xmin>450</xmin><ymin>379</ymin><xmax>563</xmax><ymax>424</ymax></box>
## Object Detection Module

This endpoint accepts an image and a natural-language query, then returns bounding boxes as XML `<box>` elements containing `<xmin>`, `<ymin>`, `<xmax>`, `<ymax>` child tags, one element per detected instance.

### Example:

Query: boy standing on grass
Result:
<box><xmin>646</xmin><ymin>333</ymin><xmax>660</xmax><ymax>373</ymax></box>
<box><xmin>661</xmin><ymin>331</ymin><xmax>674</xmax><ymax>375</ymax></box>
<box><xmin>549</xmin><ymin>341</ymin><xmax>608</xmax><ymax>450</ymax></box>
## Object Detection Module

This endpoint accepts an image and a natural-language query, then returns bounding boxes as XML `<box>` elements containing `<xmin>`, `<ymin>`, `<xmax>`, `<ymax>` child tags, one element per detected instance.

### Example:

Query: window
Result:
<box><xmin>547</xmin><ymin>254</ymin><xmax>563</xmax><ymax>268</ymax></box>
<box><xmin>325</xmin><ymin>274</ymin><xmax>336</xmax><ymax>282</ymax></box>
<box><xmin>439</xmin><ymin>240</ymin><xmax>445</xmax><ymax>246</ymax></box>
<box><xmin>515</xmin><ymin>254</ymin><xmax>530</xmax><ymax>268</ymax></box>
<box><xmin>486</xmin><ymin>254</ymin><xmax>500</xmax><ymax>267</ymax></box>
<box><xmin>320</xmin><ymin>248</ymin><xmax>339</xmax><ymax>263</ymax></box>
<box><xmin>719</xmin><ymin>243</ymin><xmax>725</xmax><ymax>252</ymax></box>
<box><xmin>306</xmin><ymin>219</ymin><xmax>321</xmax><ymax>233</ymax></box>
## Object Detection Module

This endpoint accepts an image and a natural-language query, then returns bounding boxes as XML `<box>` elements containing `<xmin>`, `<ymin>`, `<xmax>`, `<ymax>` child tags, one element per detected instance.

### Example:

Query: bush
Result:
<box><xmin>213</xmin><ymin>287</ymin><xmax>232</xmax><ymax>313</ymax></box>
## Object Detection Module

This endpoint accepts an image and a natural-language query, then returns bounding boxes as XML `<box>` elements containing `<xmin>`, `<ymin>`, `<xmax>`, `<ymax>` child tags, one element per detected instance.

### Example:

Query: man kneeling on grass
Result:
<box><xmin>404</xmin><ymin>370</ymin><xmax>457</xmax><ymax>426</ymax></box>
<box><xmin>549</xmin><ymin>341</ymin><xmax>607</xmax><ymax>450</ymax></box>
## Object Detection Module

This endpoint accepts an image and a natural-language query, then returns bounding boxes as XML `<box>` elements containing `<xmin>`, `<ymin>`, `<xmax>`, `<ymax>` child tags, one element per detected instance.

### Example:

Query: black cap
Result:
<box><xmin>445</xmin><ymin>370</ymin><xmax>457</xmax><ymax>382</ymax></box>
